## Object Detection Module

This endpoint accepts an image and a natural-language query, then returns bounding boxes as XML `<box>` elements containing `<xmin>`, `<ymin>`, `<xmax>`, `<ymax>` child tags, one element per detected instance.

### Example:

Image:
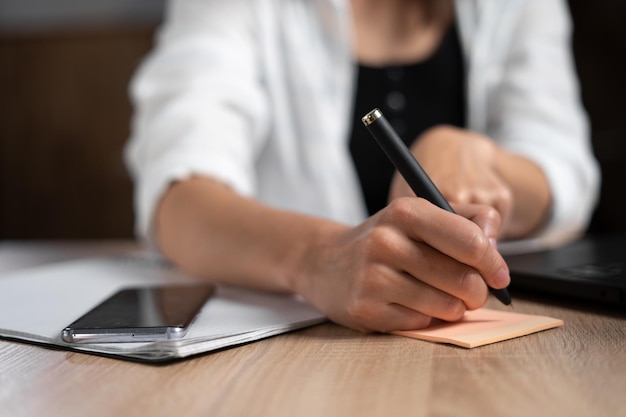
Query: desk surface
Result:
<box><xmin>1</xmin><ymin>241</ymin><xmax>625</xmax><ymax>417</ymax></box>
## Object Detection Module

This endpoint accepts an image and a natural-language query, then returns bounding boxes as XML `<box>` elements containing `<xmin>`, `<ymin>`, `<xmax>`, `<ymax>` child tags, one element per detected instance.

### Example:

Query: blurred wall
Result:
<box><xmin>0</xmin><ymin>1</ymin><xmax>164</xmax><ymax>239</ymax></box>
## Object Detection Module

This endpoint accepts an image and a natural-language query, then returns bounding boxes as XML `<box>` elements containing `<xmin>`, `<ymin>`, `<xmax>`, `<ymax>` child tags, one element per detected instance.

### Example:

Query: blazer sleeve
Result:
<box><xmin>485</xmin><ymin>0</ymin><xmax>600</xmax><ymax>241</ymax></box>
<box><xmin>124</xmin><ymin>0</ymin><xmax>270</xmax><ymax>241</ymax></box>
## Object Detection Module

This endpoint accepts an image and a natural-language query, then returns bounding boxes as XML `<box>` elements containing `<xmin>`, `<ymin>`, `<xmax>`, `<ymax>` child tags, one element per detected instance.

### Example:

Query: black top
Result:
<box><xmin>348</xmin><ymin>23</ymin><xmax>466</xmax><ymax>215</ymax></box>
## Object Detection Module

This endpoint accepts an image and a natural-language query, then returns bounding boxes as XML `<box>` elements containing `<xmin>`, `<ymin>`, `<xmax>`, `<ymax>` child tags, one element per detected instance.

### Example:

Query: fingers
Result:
<box><xmin>382</xmin><ymin>197</ymin><xmax>510</xmax><ymax>292</ymax></box>
<box><xmin>409</xmin><ymin>126</ymin><xmax>514</xmax><ymax>233</ymax></box>
<box><xmin>311</xmin><ymin>198</ymin><xmax>510</xmax><ymax>334</ymax></box>
<box><xmin>337</xmin><ymin>263</ymin><xmax>463</xmax><ymax>332</ymax></box>
<box><xmin>444</xmin><ymin>181</ymin><xmax>513</xmax><ymax>226</ymax></box>
<box><xmin>452</xmin><ymin>201</ymin><xmax>502</xmax><ymax>244</ymax></box>
<box><xmin>342</xmin><ymin>300</ymin><xmax>434</xmax><ymax>333</ymax></box>
<box><xmin>391</xmin><ymin>240</ymin><xmax>490</xmax><ymax>310</ymax></box>
<box><xmin>444</xmin><ymin>203</ymin><xmax>511</xmax><ymax>290</ymax></box>
<box><xmin>338</xmin><ymin>243</ymin><xmax>488</xmax><ymax>333</ymax></box>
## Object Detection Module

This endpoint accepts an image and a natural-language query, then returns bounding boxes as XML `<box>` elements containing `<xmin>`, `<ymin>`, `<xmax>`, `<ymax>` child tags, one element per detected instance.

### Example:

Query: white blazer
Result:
<box><xmin>125</xmin><ymin>0</ymin><xmax>600</xmax><ymax>245</ymax></box>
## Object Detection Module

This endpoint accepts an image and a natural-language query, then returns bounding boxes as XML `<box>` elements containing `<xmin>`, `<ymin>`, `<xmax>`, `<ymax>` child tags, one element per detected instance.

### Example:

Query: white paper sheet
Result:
<box><xmin>0</xmin><ymin>255</ymin><xmax>326</xmax><ymax>362</ymax></box>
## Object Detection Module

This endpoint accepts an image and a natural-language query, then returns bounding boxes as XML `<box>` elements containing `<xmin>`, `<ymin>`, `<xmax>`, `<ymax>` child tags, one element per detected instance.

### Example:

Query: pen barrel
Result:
<box><xmin>362</xmin><ymin>109</ymin><xmax>512</xmax><ymax>307</ymax></box>
<box><xmin>363</xmin><ymin>111</ymin><xmax>454</xmax><ymax>213</ymax></box>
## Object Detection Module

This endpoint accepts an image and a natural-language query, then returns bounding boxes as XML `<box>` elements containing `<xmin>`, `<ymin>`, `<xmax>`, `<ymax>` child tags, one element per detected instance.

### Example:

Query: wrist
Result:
<box><xmin>284</xmin><ymin>218</ymin><xmax>349</xmax><ymax>300</ymax></box>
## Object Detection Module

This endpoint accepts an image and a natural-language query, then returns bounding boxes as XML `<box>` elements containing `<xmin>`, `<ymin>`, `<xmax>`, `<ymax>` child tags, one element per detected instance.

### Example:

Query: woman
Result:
<box><xmin>125</xmin><ymin>0</ymin><xmax>599</xmax><ymax>332</ymax></box>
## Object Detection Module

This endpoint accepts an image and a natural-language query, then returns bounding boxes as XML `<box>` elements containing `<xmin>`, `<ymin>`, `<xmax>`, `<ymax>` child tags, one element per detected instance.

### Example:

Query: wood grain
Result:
<box><xmin>1</xmin><ymin>242</ymin><xmax>625</xmax><ymax>417</ymax></box>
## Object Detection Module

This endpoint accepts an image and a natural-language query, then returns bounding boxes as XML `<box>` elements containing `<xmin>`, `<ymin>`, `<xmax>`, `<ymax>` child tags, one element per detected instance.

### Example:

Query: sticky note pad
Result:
<box><xmin>392</xmin><ymin>308</ymin><xmax>563</xmax><ymax>348</ymax></box>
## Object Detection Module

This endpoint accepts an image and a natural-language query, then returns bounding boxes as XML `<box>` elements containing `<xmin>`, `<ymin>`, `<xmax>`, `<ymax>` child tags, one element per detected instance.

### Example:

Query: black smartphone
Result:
<box><xmin>61</xmin><ymin>284</ymin><xmax>215</xmax><ymax>343</ymax></box>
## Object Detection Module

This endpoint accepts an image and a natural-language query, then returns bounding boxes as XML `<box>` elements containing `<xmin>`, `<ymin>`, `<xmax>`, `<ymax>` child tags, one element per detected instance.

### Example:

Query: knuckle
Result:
<box><xmin>500</xmin><ymin>186</ymin><xmax>513</xmax><ymax>203</ymax></box>
<box><xmin>465</xmin><ymin>286</ymin><xmax>489</xmax><ymax>310</ymax></box>
<box><xmin>456</xmin><ymin>268</ymin><xmax>488</xmax><ymax>310</ymax></box>
<box><xmin>385</xmin><ymin>197</ymin><xmax>415</xmax><ymax>221</ymax></box>
<box><xmin>345</xmin><ymin>269</ymin><xmax>389</xmax><ymax>324</ymax></box>
<box><xmin>484</xmin><ymin>205</ymin><xmax>502</xmax><ymax>224</ymax></box>
<box><xmin>362</xmin><ymin>227</ymin><xmax>396</xmax><ymax>260</ymax></box>
<box><xmin>458</xmin><ymin>268</ymin><xmax>483</xmax><ymax>294</ymax></box>
<box><xmin>460</xmin><ymin>269</ymin><xmax>490</xmax><ymax>309</ymax></box>
<box><xmin>345</xmin><ymin>296</ymin><xmax>375</xmax><ymax>324</ymax></box>
<box><xmin>405</xmin><ymin>314</ymin><xmax>433</xmax><ymax>330</ymax></box>
<box><xmin>450</xmin><ymin>188</ymin><xmax>471</xmax><ymax>204</ymax></box>
<box><xmin>494</xmin><ymin>187</ymin><xmax>513</xmax><ymax>211</ymax></box>
<box><xmin>464</xmin><ymin>230</ymin><xmax>491</xmax><ymax>262</ymax></box>
<box><xmin>442</xmin><ymin>296</ymin><xmax>466</xmax><ymax>321</ymax></box>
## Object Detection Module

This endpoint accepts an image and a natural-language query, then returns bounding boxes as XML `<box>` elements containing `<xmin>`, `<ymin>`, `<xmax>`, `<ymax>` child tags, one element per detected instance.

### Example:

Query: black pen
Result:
<box><xmin>361</xmin><ymin>108</ymin><xmax>512</xmax><ymax>306</ymax></box>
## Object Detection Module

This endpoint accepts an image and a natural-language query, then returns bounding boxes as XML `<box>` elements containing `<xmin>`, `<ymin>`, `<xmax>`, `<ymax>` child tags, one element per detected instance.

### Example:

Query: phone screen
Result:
<box><xmin>62</xmin><ymin>284</ymin><xmax>215</xmax><ymax>343</ymax></box>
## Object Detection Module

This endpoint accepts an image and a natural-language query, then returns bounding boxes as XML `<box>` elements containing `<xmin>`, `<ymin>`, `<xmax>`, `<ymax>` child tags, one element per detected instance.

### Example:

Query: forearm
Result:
<box><xmin>494</xmin><ymin>149</ymin><xmax>551</xmax><ymax>239</ymax></box>
<box><xmin>156</xmin><ymin>176</ymin><xmax>347</xmax><ymax>293</ymax></box>
<box><xmin>399</xmin><ymin>126</ymin><xmax>552</xmax><ymax>240</ymax></box>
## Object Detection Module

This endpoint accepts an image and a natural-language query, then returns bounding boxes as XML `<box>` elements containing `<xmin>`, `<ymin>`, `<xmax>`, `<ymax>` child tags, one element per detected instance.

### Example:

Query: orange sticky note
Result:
<box><xmin>392</xmin><ymin>308</ymin><xmax>563</xmax><ymax>348</ymax></box>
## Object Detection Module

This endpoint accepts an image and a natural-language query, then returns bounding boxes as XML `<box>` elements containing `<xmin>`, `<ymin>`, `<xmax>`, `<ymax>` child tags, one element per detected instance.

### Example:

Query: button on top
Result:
<box><xmin>386</xmin><ymin>91</ymin><xmax>406</xmax><ymax>112</ymax></box>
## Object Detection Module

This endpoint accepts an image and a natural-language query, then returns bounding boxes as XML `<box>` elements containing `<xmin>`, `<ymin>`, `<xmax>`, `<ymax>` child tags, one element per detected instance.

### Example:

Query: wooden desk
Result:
<box><xmin>1</xmin><ymin>241</ymin><xmax>625</xmax><ymax>417</ymax></box>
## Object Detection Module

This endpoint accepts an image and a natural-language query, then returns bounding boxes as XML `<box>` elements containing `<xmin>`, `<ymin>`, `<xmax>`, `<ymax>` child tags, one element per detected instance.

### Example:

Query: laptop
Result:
<box><xmin>502</xmin><ymin>233</ymin><xmax>626</xmax><ymax>306</ymax></box>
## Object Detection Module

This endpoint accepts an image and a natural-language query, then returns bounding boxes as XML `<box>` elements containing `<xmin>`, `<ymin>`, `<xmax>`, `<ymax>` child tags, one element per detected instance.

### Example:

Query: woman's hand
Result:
<box><xmin>158</xmin><ymin>177</ymin><xmax>511</xmax><ymax>335</ymax></box>
<box><xmin>293</xmin><ymin>198</ymin><xmax>510</xmax><ymax>333</ymax></box>
<box><xmin>389</xmin><ymin>125</ymin><xmax>552</xmax><ymax>239</ymax></box>
<box><xmin>389</xmin><ymin>125</ymin><xmax>514</xmax><ymax>237</ymax></box>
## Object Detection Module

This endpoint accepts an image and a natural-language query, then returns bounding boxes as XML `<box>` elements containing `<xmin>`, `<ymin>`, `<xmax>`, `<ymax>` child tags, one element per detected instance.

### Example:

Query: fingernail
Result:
<box><xmin>495</xmin><ymin>267</ymin><xmax>510</xmax><ymax>287</ymax></box>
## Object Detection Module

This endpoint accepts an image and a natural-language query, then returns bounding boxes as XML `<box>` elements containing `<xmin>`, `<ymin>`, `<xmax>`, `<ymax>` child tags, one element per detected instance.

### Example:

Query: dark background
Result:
<box><xmin>569</xmin><ymin>0</ymin><xmax>626</xmax><ymax>234</ymax></box>
<box><xmin>0</xmin><ymin>1</ymin><xmax>624</xmax><ymax>239</ymax></box>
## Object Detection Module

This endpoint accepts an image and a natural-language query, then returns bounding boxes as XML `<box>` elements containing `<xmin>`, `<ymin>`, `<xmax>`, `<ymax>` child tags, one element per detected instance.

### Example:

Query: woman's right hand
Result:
<box><xmin>293</xmin><ymin>197</ymin><xmax>510</xmax><ymax>333</ymax></box>
<box><xmin>157</xmin><ymin>177</ymin><xmax>509</xmax><ymax>334</ymax></box>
